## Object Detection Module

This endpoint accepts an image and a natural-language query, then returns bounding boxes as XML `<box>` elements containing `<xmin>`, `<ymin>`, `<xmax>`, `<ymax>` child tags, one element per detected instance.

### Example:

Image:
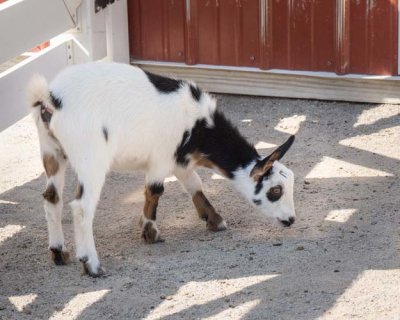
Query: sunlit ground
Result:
<box><xmin>1</xmin><ymin>97</ymin><xmax>399</xmax><ymax>319</ymax></box>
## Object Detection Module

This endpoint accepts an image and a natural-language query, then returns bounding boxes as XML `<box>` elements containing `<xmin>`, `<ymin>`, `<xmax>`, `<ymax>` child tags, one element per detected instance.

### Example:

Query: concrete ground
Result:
<box><xmin>0</xmin><ymin>94</ymin><xmax>399</xmax><ymax>320</ymax></box>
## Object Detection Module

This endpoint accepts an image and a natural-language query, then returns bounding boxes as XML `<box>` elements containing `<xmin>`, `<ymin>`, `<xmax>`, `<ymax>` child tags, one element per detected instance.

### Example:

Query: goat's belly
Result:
<box><xmin>111</xmin><ymin>157</ymin><xmax>148</xmax><ymax>172</ymax></box>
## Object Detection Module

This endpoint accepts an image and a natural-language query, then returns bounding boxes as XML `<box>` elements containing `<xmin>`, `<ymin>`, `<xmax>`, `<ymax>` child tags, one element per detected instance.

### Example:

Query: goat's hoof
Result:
<box><xmin>207</xmin><ymin>219</ymin><xmax>227</xmax><ymax>232</ymax></box>
<box><xmin>142</xmin><ymin>221</ymin><xmax>163</xmax><ymax>244</ymax></box>
<box><xmin>80</xmin><ymin>258</ymin><xmax>105</xmax><ymax>277</ymax></box>
<box><xmin>49</xmin><ymin>247</ymin><xmax>70</xmax><ymax>265</ymax></box>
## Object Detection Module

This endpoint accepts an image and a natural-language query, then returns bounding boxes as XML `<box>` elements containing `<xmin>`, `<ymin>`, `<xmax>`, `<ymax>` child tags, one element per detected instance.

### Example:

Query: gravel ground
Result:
<box><xmin>0</xmin><ymin>94</ymin><xmax>399</xmax><ymax>320</ymax></box>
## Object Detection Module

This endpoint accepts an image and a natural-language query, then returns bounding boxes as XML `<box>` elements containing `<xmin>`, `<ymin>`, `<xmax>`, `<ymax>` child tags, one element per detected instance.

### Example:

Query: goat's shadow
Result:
<box><xmin>0</xmin><ymin>95</ymin><xmax>399</xmax><ymax>319</ymax></box>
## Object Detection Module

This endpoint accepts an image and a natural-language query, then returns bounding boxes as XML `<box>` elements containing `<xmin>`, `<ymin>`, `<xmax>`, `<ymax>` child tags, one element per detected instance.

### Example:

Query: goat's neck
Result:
<box><xmin>194</xmin><ymin>111</ymin><xmax>259</xmax><ymax>179</ymax></box>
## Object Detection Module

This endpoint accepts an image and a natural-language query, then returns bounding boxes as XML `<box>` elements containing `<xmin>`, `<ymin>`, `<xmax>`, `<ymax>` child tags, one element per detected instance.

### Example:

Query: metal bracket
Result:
<box><xmin>66</xmin><ymin>39</ymin><xmax>74</xmax><ymax>65</ymax></box>
<box><xmin>62</xmin><ymin>0</ymin><xmax>82</xmax><ymax>25</ymax></box>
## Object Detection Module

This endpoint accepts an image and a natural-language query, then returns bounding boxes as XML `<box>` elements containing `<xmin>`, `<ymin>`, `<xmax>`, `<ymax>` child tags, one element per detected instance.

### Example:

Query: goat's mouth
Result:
<box><xmin>278</xmin><ymin>217</ymin><xmax>295</xmax><ymax>227</ymax></box>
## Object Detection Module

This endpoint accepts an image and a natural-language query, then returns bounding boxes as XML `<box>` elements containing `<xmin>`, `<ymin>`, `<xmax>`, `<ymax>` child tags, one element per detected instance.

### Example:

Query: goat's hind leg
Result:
<box><xmin>174</xmin><ymin>168</ymin><xmax>227</xmax><ymax>231</ymax></box>
<box><xmin>39</xmin><ymin>133</ymin><xmax>70</xmax><ymax>265</ymax></box>
<box><xmin>70</xmin><ymin>165</ymin><xmax>106</xmax><ymax>277</ymax></box>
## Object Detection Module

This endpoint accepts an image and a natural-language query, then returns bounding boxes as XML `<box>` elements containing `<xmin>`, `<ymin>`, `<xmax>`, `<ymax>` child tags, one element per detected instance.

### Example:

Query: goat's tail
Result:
<box><xmin>27</xmin><ymin>74</ymin><xmax>54</xmax><ymax>111</ymax></box>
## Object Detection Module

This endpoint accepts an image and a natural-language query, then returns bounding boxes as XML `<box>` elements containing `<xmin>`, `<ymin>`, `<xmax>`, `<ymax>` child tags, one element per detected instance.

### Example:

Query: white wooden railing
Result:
<box><xmin>0</xmin><ymin>0</ymin><xmax>129</xmax><ymax>131</ymax></box>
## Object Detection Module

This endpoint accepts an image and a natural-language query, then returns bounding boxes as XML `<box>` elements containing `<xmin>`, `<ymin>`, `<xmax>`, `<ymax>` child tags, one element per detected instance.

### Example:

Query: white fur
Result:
<box><xmin>233</xmin><ymin>161</ymin><xmax>296</xmax><ymax>222</ymax></box>
<box><xmin>28</xmin><ymin>62</ymin><xmax>294</xmax><ymax>275</ymax></box>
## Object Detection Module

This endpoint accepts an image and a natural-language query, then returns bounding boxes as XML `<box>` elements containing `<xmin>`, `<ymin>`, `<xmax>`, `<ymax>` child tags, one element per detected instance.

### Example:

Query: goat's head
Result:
<box><xmin>246</xmin><ymin>135</ymin><xmax>296</xmax><ymax>227</ymax></box>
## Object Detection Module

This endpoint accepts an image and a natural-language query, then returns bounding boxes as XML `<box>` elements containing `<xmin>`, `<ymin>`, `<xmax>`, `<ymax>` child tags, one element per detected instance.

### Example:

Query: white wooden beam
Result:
<box><xmin>134</xmin><ymin>61</ymin><xmax>400</xmax><ymax>104</ymax></box>
<box><xmin>0</xmin><ymin>0</ymin><xmax>75</xmax><ymax>64</ymax></box>
<box><xmin>69</xmin><ymin>0</ymin><xmax>107</xmax><ymax>63</ymax></box>
<box><xmin>0</xmin><ymin>40</ymin><xmax>70</xmax><ymax>131</ymax></box>
<box><xmin>104</xmin><ymin>0</ymin><xmax>129</xmax><ymax>63</ymax></box>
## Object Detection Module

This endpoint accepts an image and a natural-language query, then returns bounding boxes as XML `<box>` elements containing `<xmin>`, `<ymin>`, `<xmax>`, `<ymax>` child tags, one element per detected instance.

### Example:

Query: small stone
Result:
<box><xmin>248</xmin><ymin>256</ymin><xmax>254</xmax><ymax>261</ymax></box>
<box><xmin>273</xmin><ymin>243</ymin><xmax>282</xmax><ymax>247</ymax></box>
<box><xmin>334</xmin><ymin>270</ymin><xmax>340</xmax><ymax>273</ymax></box>
<box><xmin>296</xmin><ymin>246</ymin><xmax>305</xmax><ymax>251</ymax></box>
<box><xmin>160</xmin><ymin>295</ymin><xmax>166</xmax><ymax>300</ymax></box>
<box><xmin>371</xmin><ymin>221</ymin><xmax>377</xmax><ymax>225</ymax></box>
<box><xmin>304</xmin><ymin>180</ymin><xmax>310</xmax><ymax>185</ymax></box>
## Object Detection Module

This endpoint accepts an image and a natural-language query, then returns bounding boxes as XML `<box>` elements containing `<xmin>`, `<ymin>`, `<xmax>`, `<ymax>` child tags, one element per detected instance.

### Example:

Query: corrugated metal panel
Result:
<box><xmin>349</xmin><ymin>0</ymin><xmax>398</xmax><ymax>75</ymax></box>
<box><xmin>128</xmin><ymin>0</ymin><xmax>186</xmax><ymax>62</ymax></box>
<box><xmin>128</xmin><ymin>0</ymin><xmax>398</xmax><ymax>76</ymax></box>
<box><xmin>190</xmin><ymin>0</ymin><xmax>260</xmax><ymax>67</ymax></box>
<box><xmin>267</xmin><ymin>0</ymin><xmax>336</xmax><ymax>71</ymax></box>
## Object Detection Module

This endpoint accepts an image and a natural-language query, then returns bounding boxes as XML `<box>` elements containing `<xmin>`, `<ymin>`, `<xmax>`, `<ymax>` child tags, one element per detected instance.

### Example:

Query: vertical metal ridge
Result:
<box><xmin>184</xmin><ymin>0</ymin><xmax>196</xmax><ymax>64</ymax></box>
<box><xmin>366</xmin><ymin>0</ymin><xmax>371</xmax><ymax>74</ymax></box>
<box><xmin>336</xmin><ymin>0</ymin><xmax>350</xmax><ymax>74</ymax></box>
<box><xmin>288</xmin><ymin>0</ymin><xmax>293</xmax><ymax>69</ymax></box>
<box><xmin>161</xmin><ymin>0</ymin><xmax>167</xmax><ymax>61</ymax></box>
<box><xmin>259</xmin><ymin>0</ymin><xmax>270</xmax><ymax>69</ymax></box>
<box><xmin>310</xmin><ymin>1</ymin><xmax>316</xmax><ymax>70</ymax></box>
<box><xmin>216</xmin><ymin>0</ymin><xmax>221</xmax><ymax>64</ymax></box>
<box><xmin>393</xmin><ymin>0</ymin><xmax>400</xmax><ymax>75</ymax></box>
<box><xmin>234</xmin><ymin>1</ymin><xmax>241</xmax><ymax>66</ymax></box>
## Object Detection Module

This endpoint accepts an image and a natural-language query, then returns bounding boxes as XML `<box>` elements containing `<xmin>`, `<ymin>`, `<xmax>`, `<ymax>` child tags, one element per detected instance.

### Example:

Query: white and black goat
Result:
<box><xmin>28</xmin><ymin>62</ymin><xmax>296</xmax><ymax>277</ymax></box>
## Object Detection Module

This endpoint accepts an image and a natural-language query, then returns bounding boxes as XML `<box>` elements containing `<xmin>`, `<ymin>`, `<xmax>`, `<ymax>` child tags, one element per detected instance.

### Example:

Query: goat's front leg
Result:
<box><xmin>140</xmin><ymin>182</ymin><xmax>164</xmax><ymax>244</ymax></box>
<box><xmin>174</xmin><ymin>168</ymin><xmax>227</xmax><ymax>231</ymax></box>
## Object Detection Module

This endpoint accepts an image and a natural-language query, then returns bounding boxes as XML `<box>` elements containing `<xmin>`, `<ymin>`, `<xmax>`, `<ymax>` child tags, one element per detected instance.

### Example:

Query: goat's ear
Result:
<box><xmin>250</xmin><ymin>135</ymin><xmax>295</xmax><ymax>181</ymax></box>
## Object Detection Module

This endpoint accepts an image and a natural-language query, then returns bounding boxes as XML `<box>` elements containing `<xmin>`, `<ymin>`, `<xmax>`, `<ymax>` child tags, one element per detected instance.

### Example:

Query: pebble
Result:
<box><xmin>273</xmin><ymin>243</ymin><xmax>283</xmax><ymax>247</ymax></box>
<box><xmin>296</xmin><ymin>246</ymin><xmax>305</xmax><ymax>251</ymax></box>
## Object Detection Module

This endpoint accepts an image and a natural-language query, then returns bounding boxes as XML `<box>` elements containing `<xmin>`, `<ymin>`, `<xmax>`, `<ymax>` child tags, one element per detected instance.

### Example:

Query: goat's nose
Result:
<box><xmin>280</xmin><ymin>217</ymin><xmax>295</xmax><ymax>227</ymax></box>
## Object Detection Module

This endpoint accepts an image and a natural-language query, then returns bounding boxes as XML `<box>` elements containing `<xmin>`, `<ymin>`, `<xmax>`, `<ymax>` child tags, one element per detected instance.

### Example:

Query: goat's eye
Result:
<box><xmin>267</xmin><ymin>185</ymin><xmax>282</xmax><ymax>202</ymax></box>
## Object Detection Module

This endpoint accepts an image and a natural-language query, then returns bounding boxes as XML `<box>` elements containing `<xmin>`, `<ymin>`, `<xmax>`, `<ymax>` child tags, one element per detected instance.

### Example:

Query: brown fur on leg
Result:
<box><xmin>192</xmin><ymin>191</ymin><xmax>226</xmax><ymax>231</ymax></box>
<box><xmin>43</xmin><ymin>183</ymin><xmax>59</xmax><ymax>204</ymax></box>
<box><xmin>43</xmin><ymin>154</ymin><xmax>59</xmax><ymax>176</ymax></box>
<box><xmin>140</xmin><ymin>185</ymin><xmax>164</xmax><ymax>244</ymax></box>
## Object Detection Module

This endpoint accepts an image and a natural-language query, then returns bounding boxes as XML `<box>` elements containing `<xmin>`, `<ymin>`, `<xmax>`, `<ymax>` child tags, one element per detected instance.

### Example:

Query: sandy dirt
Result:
<box><xmin>0</xmin><ymin>95</ymin><xmax>399</xmax><ymax>320</ymax></box>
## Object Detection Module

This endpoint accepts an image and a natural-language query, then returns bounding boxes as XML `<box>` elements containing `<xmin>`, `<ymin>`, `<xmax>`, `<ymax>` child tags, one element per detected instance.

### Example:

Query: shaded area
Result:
<box><xmin>0</xmin><ymin>95</ymin><xmax>399</xmax><ymax>319</ymax></box>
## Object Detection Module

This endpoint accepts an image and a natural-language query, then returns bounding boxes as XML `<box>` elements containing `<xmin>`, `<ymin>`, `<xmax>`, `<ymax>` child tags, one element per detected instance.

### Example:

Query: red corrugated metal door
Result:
<box><xmin>128</xmin><ymin>0</ymin><xmax>398</xmax><ymax>76</ymax></box>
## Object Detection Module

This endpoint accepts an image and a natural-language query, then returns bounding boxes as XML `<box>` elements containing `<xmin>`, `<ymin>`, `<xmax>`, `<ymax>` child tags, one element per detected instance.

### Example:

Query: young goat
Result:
<box><xmin>28</xmin><ymin>62</ymin><xmax>296</xmax><ymax>277</ymax></box>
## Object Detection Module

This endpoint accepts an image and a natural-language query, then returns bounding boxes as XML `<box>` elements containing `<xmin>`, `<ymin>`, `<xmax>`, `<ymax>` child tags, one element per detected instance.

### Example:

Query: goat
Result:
<box><xmin>28</xmin><ymin>62</ymin><xmax>296</xmax><ymax>277</ymax></box>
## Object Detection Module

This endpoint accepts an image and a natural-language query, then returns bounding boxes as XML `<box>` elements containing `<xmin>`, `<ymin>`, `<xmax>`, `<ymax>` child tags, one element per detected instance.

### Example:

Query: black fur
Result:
<box><xmin>252</xmin><ymin>199</ymin><xmax>262</xmax><ymax>206</ymax></box>
<box><xmin>190</xmin><ymin>84</ymin><xmax>202</xmax><ymax>101</ymax></box>
<box><xmin>175</xmin><ymin>131</ymin><xmax>190</xmax><ymax>165</ymax></box>
<box><xmin>145</xmin><ymin>71</ymin><xmax>182</xmax><ymax>93</ymax></box>
<box><xmin>76</xmin><ymin>183</ymin><xmax>84</xmax><ymax>199</ymax></box>
<box><xmin>102</xmin><ymin>126</ymin><xmax>108</xmax><ymax>142</ymax></box>
<box><xmin>50</xmin><ymin>92</ymin><xmax>62</xmax><ymax>109</ymax></box>
<box><xmin>175</xmin><ymin>111</ymin><xmax>259</xmax><ymax>179</ymax></box>
<box><xmin>40</xmin><ymin>105</ymin><xmax>52</xmax><ymax>123</ymax></box>
<box><xmin>254</xmin><ymin>179</ymin><xmax>263</xmax><ymax>195</ymax></box>
<box><xmin>50</xmin><ymin>246</ymin><xmax>66</xmax><ymax>266</ymax></box>
<box><xmin>148</xmin><ymin>183</ymin><xmax>164</xmax><ymax>195</ymax></box>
